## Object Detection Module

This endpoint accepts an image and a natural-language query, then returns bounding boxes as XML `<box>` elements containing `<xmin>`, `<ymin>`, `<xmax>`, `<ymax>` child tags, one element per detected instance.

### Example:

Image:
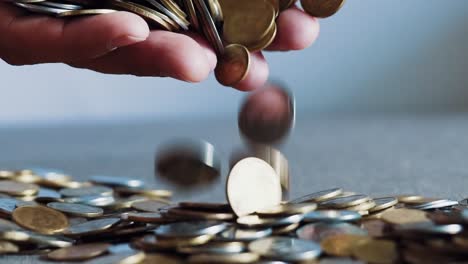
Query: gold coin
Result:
<box><xmin>320</xmin><ymin>234</ymin><xmax>370</xmax><ymax>257</ymax></box>
<box><xmin>215</xmin><ymin>44</ymin><xmax>251</xmax><ymax>87</ymax></box>
<box><xmin>247</xmin><ymin>22</ymin><xmax>277</xmax><ymax>52</ymax></box>
<box><xmin>132</xmin><ymin>200</ymin><xmax>170</xmax><ymax>212</ymax></box>
<box><xmin>57</xmin><ymin>9</ymin><xmax>117</xmax><ymax>17</ymax></box>
<box><xmin>352</xmin><ymin>239</ymin><xmax>398</xmax><ymax>264</ymax></box>
<box><xmin>188</xmin><ymin>252</ymin><xmax>260</xmax><ymax>263</ymax></box>
<box><xmin>301</xmin><ymin>0</ymin><xmax>345</xmax><ymax>18</ymax></box>
<box><xmin>47</xmin><ymin>243</ymin><xmax>111</xmax><ymax>261</ymax></box>
<box><xmin>12</xmin><ymin>205</ymin><xmax>68</xmax><ymax>234</ymax></box>
<box><xmin>160</xmin><ymin>0</ymin><xmax>186</xmax><ymax>18</ymax></box>
<box><xmin>266</xmin><ymin>0</ymin><xmax>279</xmax><ymax>16</ymax></box>
<box><xmin>0</xmin><ymin>240</ymin><xmax>19</xmax><ymax>253</ymax></box>
<box><xmin>0</xmin><ymin>180</ymin><xmax>39</xmax><ymax>196</ymax></box>
<box><xmin>222</xmin><ymin>0</ymin><xmax>275</xmax><ymax>47</ymax></box>
<box><xmin>381</xmin><ymin>208</ymin><xmax>429</xmax><ymax>225</ymax></box>
<box><xmin>206</xmin><ymin>0</ymin><xmax>223</xmax><ymax>23</ymax></box>
<box><xmin>111</xmin><ymin>0</ymin><xmax>173</xmax><ymax>31</ymax></box>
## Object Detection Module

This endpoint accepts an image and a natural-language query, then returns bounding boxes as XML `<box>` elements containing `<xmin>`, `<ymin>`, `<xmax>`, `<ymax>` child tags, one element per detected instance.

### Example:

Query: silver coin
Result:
<box><xmin>238</xmin><ymin>83</ymin><xmax>295</xmax><ymax>145</ymax></box>
<box><xmin>108</xmin><ymin>243</ymin><xmax>135</xmax><ymax>254</ymax></box>
<box><xmin>248</xmin><ymin>237</ymin><xmax>322</xmax><ymax>262</ymax></box>
<box><xmin>14</xmin><ymin>3</ymin><xmax>66</xmax><ymax>15</ymax></box>
<box><xmin>193</xmin><ymin>0</ymin><xmax>224</xmax><ymax>55</ymax></box>
<box><xmin>319</xmin><ymin>195</ymin><xmax>370</xmax><ymax>209</ymax></box>
<box><xmin>303</xmin><ymin>210</ymin><xmax>361</xmax><ymax>223</ymax></box>
<box><xmin>236</xmin><ymin>214</ymin><xmax>303</xmax><ymax>228</ymax></box>
<box><xmin>142</xmin><ymin>0</ymin><xmax>188</xmax><ymax>30</ymax></box>
<box><xmin>27</xmin><ymin>232</ymin><xmax>74</xmax><ymax>248</ymax></box>
<box><xmin>290</xmin><ymin>188</ymin><xmax>343</xmax><ymax>203</ymax></box>
<box><xmin>410</xmin><ymin>199</ymin><xmax>459</xmax><ymax>210</ymax></box>
<box><xmin>64</xmin><ymin>218</ymin><xmax>120</xmax><ymax>236</ymax></box>
<box><xmin>395</xmin><ymin>222</ymin><xmax>463</xmax><ymax>236</ymax></box>
<box><xmin>154</xmin><ymin>221</ymin><xmax>229</xmax><ymax>238</ymax></box>
<box><xmin>296</xmin><ymin>223</ymin><xmax>367</xmax><ymax>243</ymax></box>
<box><xmin>217</xmin><ymin>226</ymin><xmax>272</xmax><ymax>242</ymax></box>
<box><xmin>29</xmin><ymin>168</ymin><xmax>67</xmax><ymax>178</ymax></box>
<box><xmin>369</xmin><ymin>197</ymin><xmax>398</xmax><ymax>212</ymax></box>
<box><xmin>0</xmin><ymin>198</ymin><xmax>18</xmax><ymax>215</ymax></box>
<box><xmin>156</xmin><ymin>139</ymin><xmax>221</xmax><ymax>187</ymax></box>
<box><xmin>90</xmin><ymin>175</ymin><xmax>144</xmax><ymax>188</ymax></box>
<box><xmin>37</xmin><ymin>188</ymin><xmax>61</xmax><ymax>199</ymax></box>
<box><xmin>178</xmin><ymin>241</ymin><xmax>245</xmax><ymax>254</ymax></box>
<box><xmin>15</xmin><ymin>2</ymin><xmax>64</xmax><ymax>14</ymax></box>
<box><xmin>47</xmin><ymin>202</ymin><xmax>103</xmax><ymax>217</ymax></box>
<box><xmin>64</xmin><ymin>195</ymin><xmax>115</xmax><ymax>207</ymax></box>
<box><xmin>60</xmin><ymin>186</ymin><xmax>113</xmax><ymax>197</ymax></box>
<box><xmin>39</xmin><ymin>1</ymin><xmax>82</xmax><ymax>9</ymax></box>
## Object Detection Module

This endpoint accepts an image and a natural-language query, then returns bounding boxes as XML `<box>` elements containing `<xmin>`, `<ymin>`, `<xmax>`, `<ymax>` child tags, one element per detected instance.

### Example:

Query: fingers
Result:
<box><xmin>266</xmin><ymin>7</ymin><xmax>320</xmax><ymax>51</ymax></box>
<box><xmin>0</xmin><ymin>9</ymin><xmax>149</xmax><ymax>65</ymax></box>
<box><xmin>70</xmin><ymin>30</ymin><xmax>215</xmax><ymax>83</ymax></box>
<box><xmin>233</xmin><ymin>52</ymin><xmax>269</xmax><ymax>91</ymax></box>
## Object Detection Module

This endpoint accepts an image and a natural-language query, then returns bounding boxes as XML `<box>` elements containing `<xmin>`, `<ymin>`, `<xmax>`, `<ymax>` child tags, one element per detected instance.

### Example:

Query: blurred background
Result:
<box><xmin>1</xmin><ymin>0</ymin><xmax>467</xmax><ymax>126</ymax></box>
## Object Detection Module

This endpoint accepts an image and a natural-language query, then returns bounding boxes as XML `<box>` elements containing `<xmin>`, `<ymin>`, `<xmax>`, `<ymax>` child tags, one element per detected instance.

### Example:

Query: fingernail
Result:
<box><xmin>108</xmin><ymin>35</ymin><xmax>147</xmax><ymax>50</ymax></box>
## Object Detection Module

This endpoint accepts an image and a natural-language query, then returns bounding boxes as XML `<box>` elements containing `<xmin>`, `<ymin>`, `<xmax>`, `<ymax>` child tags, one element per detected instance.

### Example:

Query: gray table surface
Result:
<box><xmin>1</xmin><ymin>112</ymin><xmax>468</xmax><ymax>263</ymax></box>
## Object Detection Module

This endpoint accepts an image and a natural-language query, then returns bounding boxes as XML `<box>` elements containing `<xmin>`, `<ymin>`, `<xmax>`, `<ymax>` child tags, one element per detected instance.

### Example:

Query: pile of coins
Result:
<box><xmin>5</xmin><ymin>0</ymin><xmax>346</xmax><ymax>86</ymax></box>
<box><xmin>1</xmin><ymin>168</ymin><xmax>468</xmax><ymax>263</ymax></box>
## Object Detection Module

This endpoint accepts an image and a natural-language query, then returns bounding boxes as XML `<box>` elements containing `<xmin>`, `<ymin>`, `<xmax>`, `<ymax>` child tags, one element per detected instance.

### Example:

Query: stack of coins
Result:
<box><xmin>5</xmin><ymin>0</ymin><xmax>346</xmax><ymax>86</ymax></box>
<box><xmin>1</xmin><ymin>170</ymin><xmax>468</xmax><ymax>263</ymax></box>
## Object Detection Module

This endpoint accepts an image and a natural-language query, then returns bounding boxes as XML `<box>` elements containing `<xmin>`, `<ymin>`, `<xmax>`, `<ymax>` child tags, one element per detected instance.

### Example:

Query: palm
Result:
<box><xmin>0</xmin><ymin>3</ymin><xmax>319</xmax><ymax>90</ymax></box>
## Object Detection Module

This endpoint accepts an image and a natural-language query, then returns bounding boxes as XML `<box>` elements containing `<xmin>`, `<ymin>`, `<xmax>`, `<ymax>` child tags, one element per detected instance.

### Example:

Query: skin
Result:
<box><xmin>0</xmin><ymin>3</ymin><xmax>320</xmax><ymax>91</ymax></box>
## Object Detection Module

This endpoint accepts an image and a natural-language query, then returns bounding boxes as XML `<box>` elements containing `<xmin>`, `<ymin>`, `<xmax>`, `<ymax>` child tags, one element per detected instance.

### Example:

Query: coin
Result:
<box><xmin>297</xmin><ymin>223</ymin><xmax>367</xmax><ymax>243</ymax></box>
<box><xmin>182</xmin><ymin>0</ymin><xmax>199</xmax><ymax>30</ymax></box>
<box><xmin>272</xmin><ymin>222</ymin><xmax>299</xmax><ymax>235</ymax></box>
<box><xmin>85</xmin><ymin>251</ymin><xmax>146</xmax><ymax>264</ymax></box>
<box><xmin>155</xmin><ymin>221</ymin><xmax>228</xmax><ymax>238</ymax></box>
<box><xmin>291</xmin><ymin>188</ymin><xmax>344</xmax><ymax>203</ymax></box>
<box><xmin>134</xmin><ymin>234</ymin><xmax>213</xmax><ymax>250</ymax></box>
<box><xmin>178</xmin><ymin>202</ymin><xmax>231</xmax><ymax>212</ymax></box>
<box><xmin>116</xmin><ymin>187</ymin><xmax>172</xmax><ymax>199</ymax></box>
<box><xmin>39</xmin><ymin>1</ymin><xmax>82</xmax><ymax>9</ymax></box>
<box><xmin>90</xmin><ymin>175</ymin><xmax>144</xmax><ymax>189</ymax></box>
<box><xmin>237</xmin><ymin>214</ymin><xmax>303</xmax><ymax>228</ymax></box>
<box><xmin>47</xmin><ymin>243</ymin><xmax>111</xmax><ymax>261</ymax></box>
<box><xmin>0</xmin><ymin>240</ymin><xmax>19</xmax><ymax>253</ymax></box>
<box><xmin>249</xmin><ymin>236</ymin><xmax>322</xmax><ymax>262</ymax></box>
<box><xmin>132</xmin><ymin>200</ymin><xmax>169</xmax><ymax>212</ymax></box>
<box><xmin>0</xmin><ymin>180</ymin><xmax>39</xmax><ymax>196</ymax></box>
<box><xmin>188</xmin><ymin>252</ymin><xmax>260</xmax><ymax>263</ymax></box>
<box><xmin>222</xmin><ymin>0</ymin><xmax>275</xmax><ymax>49</ymax></box>
<box><xmin>320</xmin><ymin>195</ymin><xmax>370</xmax><ymax>209</ymax></box>
<box><xmin>111</xmin><ymin>0</ymin><xmax>175</xmax><ymax>30</ymax></box>
<box><xmin>227</xmin><ymin>157</ymin><xmax>282</xmax><ymax>217</ymax></box>
<box><xmin>64</xmin><ymin>218</ymin><xmax>120</xmax><ymax>236</ymax></box>
<box><xmin>352</xmin><ymin>239</ymin><xmax>397</xmax><ymax>264</ymax></box>
<box><xmin>12</xmin><ymin>205</ymin><xmax>68</xmax><ymax>234</ymax></box>
<box><xmin>65</xmin><ymin>195</ymin><xmax>115</xmax><ymax>207</ymax></box>
<box><xmin>320</xmin><ymin>234</ymin><xmax>370</xmax><ymax>257</ymax></box>
<box><xmin>360</xmin><ymin>220</ymin><xmax>388</xmax><ymax>237</ymax></box>
<box><xmin>345</xmin><ymin>200</ymin><xmax>376</xmax><ymax>212</ymax></box>
<box><xmin>301</xmin><ymin>0</ymin><xmax>346</xmax><ymax>18</ymax></box>
<box><xmin>178</xmin><ymin>241</ymin><xmax>245</xmax><ymax>254</ymax></box>
<box><xmin>156</xmin><ymin>139</ymin><xmax>221</xmax><ymax>187</ymax></box>
<box><xmin>60</xmin><ymin>186</ymin><xmax>113</xmax><ymax>197</ymax></box>
<box><xmin>14</xmin><ymin>2</ymin><xmax>66</xmax><ymax>14</ymax></box>
<box><xmin>409</xmin><ymin>199</ymin><xmax>459</xmax><ymax>210</ymax></box>
<box><xmin>0</xmin><ymin>198</ymin><xmax>19</xmax><ymax>215</ymax></box>
<box><xmin>47</xmin><ymin>202</ymin><xmax>104</xmax><ymax>218</ymax></box>
<box><xmin>217</xmin><ymin>226</ymin><xmax>272</xmax><ymax>242</ymax></box>
<box><xmin>256</xmin><ymin>202</ymin><xmax>317</xmax><ymax>216</ymax></box>
<box><xmin>143</xmin><ymin>0</ymin><xmax>189</xmax><ymax>30</ymax></box>
<box><xmin>381</xmin><ymin>208</ymin><xmax>429</xmax><ymax>225</ymax></box>
<box><xmin>193</xmin><ymin>0</ymin><xmax>224</xmax><ymax>55</ymax></box>
<box><xmin>214</xmin><ymin>44</ymin><xmax>250</xmax><ymax>87</ymax></box>
<box><xmin>166</xmin><ymin>207</ymin><xmax>235</xmax><ymax>220</ymax></box>
<box><xmin>395</xmin><ymin>222</ymin><xmax>463</xmax><ymax>236</ymax></box>
<box><xmin>303</xmin><ymin>210</ymin><xmax>361</xmax><ymax>223</ymax></box>
<box><xmin>121</xmin><ymin>212</ymin><xmax>171</xmax><ymax>223</ymax></box>
<box><xmin>368</xmin><ymin>197</ymin><xmax>398</xmax><ymax>213</ymax></box>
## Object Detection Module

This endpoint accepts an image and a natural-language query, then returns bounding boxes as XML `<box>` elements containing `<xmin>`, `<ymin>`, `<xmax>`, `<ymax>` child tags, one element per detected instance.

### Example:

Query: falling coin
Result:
<box><xmin>227</xmin><ymin>157</ymin><xmax>282</xmax><ymax>217</ymax></box>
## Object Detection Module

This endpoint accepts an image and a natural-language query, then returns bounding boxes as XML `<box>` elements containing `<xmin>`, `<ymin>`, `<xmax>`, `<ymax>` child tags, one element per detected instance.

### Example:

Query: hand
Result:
<box><xmin>0</xmin><ymin>3</ymin><xmax>319</xmax><ymax>90</ymax></box>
